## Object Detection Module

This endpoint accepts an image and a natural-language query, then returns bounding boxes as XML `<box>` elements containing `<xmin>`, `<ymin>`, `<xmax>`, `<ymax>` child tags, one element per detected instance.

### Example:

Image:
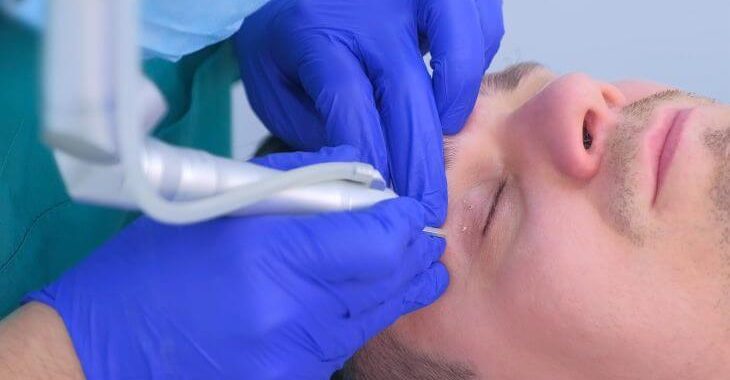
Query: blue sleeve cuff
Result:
<box><xmin>22</xmin><ymin>282</ymin><xmax>61</xmax><ymax>309</ymax></box>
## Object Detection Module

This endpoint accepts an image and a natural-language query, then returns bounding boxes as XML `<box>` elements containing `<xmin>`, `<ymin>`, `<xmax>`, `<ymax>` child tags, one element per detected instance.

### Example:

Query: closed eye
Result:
<box><xmin>482</xmin><ymin>179</ymin><xmax>507</xmax><ymax>236</ymax></box>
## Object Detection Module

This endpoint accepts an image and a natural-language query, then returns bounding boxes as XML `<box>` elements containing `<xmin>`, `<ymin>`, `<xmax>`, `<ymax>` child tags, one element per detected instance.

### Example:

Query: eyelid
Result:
<box><xmin>481</xmin><ymin>179</ymin><xmax>507</xmax><ymax>236</ymax></box>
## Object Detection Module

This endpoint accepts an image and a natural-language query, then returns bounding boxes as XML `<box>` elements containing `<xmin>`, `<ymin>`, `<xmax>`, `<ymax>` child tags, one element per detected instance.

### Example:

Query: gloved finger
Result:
<box><xmin>251</xmin><ymin>198</ymin><xmax>433</xmax><ymax>326</ymax></box>
<box><xmin>364</xmin><ymin>43</ymin><xmax>447</xmax><ymax>226</ymax></box>
<box><xmin>323</xmin><ymin>234</ymin><xmax>445</xmax><ymax>317</ymax></box>
<box><xmin>332</xmin><ymin>262</ymin><xmax>449</xmax><ymax>353</ymax></box>
<box><xmin>417</xmin><ymin>0</ymin><xmax>486</xmax><ymax>135</ymax></box>
<box><xmin>474</xmin><ymin>0</ymin><xmax>506</xmax><ymax>71</ymax></box>
<box><xmin>294</xmin><ymin>36</ymin><xmax>390</xmax><ymax>182</ymax></box>
<box><xmin>400</xmin><ymin>261</ymin><xmax>450</xmax><ymax>314</ymax></box>
<box><xmin>233</xmin><ymin>28</ymin><xmax>326</xmax><ymax>151</ymax></box>
<box><xmin>250</xmin><ymin>145</ymin><xmax>362</xmax><ymax>170</ymax></box>
<box><xmin>281</xmin><ymin>197</ymin><xmax>426</xmax><ymax>283</ymax></box>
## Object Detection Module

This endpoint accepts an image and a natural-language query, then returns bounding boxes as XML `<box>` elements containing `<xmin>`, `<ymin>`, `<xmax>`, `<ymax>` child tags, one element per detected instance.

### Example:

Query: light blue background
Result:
<box><xmin>233</xmin><ymin>0</ymin><xmax>730</xmax><ymax>157</ymax></box>
<box><xmin>491</xmin><ymin>0</ymin><xmax>730</xmax><ymax>102</ymax></box>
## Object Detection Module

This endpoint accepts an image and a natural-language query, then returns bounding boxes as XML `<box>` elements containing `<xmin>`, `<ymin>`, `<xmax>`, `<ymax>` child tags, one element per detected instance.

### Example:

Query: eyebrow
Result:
<box><xmin>480</xmin><ymin>61</ymin><xmax>546</xmax><ymax>95</ymax></box>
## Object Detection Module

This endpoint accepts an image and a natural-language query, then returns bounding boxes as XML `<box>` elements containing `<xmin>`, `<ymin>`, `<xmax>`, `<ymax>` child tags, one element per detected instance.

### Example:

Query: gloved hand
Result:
<box><xmin>26</xmin><ymin>147</ymin><xmax>448</xmax><ymax>379</ymax></box>
<box><xmin>233</xmin><ymin>0</ymin><xmax>505</xmax><ymax>227</ymax></box>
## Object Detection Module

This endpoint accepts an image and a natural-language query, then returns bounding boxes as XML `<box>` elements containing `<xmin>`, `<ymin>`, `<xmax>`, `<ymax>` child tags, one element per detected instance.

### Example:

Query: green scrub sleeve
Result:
<box><xmin>0</xmin><ymin>14</ymin><xmax>240</xmax><ymax>318</ymax></box>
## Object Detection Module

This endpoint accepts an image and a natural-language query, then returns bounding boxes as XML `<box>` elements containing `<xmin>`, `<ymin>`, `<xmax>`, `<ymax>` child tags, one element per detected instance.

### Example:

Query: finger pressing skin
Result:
<box><xmin>326</xmin><ymin>234</ymin><xmax>445</xmax><ymax>317</ymax></box>
<box><xmin>346</xmin><ymin>262</ymin><xmax>450</xmax><ymax>346</ymax></box>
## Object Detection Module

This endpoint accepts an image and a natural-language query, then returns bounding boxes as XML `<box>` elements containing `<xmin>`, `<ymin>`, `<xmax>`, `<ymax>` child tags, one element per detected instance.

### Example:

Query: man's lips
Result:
<box><xmin>651</xmin><ymin>108</ymin><xmax>692</xmax><ymax>204</ymax></box>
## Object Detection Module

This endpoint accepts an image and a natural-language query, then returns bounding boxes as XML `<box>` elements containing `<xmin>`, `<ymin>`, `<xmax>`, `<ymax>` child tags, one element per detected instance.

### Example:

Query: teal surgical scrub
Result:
<box><xmin>0</xmin><ymin>14</ymin><xmax>241</xmax><ymax>318</ymax></box>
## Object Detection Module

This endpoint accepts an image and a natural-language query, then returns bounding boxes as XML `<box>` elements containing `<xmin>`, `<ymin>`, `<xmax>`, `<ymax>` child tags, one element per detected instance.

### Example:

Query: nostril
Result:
<box><xmin>583</xmin><ymin>121</ymin><xmax>593</xmax><ymax>150</ymax></box>
<box><xmin>582</xmin><ymin>110</ymin><xmax>597</xmax><ymax>151</ymax></box>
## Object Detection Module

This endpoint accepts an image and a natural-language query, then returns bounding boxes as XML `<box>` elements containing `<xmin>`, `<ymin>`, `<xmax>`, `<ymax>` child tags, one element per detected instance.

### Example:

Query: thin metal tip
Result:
<box><xmin>422</xmin><ymin>226</ymin><xmax>446</xmax><ymax>239</ymax></box>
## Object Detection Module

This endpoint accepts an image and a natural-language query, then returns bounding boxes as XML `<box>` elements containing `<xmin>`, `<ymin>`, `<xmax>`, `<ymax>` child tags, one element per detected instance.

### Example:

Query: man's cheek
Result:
<box><xmin>386</xmin><ymin>244</ymin><xmax>485</xmax><ymax>357</ymax></box>
<box><xmin>491</xmin><ymin>212</ymin><xmax>637</xmax><ymax>358</ymax></box>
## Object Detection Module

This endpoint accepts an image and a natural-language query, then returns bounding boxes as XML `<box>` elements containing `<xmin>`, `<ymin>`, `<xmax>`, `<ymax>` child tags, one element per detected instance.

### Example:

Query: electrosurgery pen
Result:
<box><xmin>134</xmin><ymin>142</ymin><xmax>447</xmax><ymax>238</ymax></box>
<box><xmin>54</xmin><ymin>140</ymin><xmax>446</xmax><ymax>238</ymax></box>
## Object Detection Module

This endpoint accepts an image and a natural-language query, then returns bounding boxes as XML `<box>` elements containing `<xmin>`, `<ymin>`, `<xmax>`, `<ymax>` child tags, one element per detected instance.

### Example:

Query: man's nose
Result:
<box><xmin>507</xmin><ymin>73</ymin><xmax>625</xmax><ymax>181</ymax></box>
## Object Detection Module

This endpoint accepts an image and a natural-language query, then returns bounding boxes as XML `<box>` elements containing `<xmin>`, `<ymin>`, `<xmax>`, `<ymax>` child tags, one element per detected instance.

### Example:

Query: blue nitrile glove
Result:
<box><xmin>26</xmin><ymin>146</ymin><xmax>448</xmax><ymax>379</ymax></box>
<box><xmin>233</xmin><ymin>0</ymin><xmax>505</xmax><ymax>227</ymax></box>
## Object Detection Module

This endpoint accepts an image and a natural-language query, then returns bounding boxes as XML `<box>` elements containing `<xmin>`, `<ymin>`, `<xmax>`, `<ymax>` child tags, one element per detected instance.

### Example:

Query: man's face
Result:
<box><xmin>357</xmin><ymin>63</ymin><xmax>730</xmax><ymax>379</ymax></box>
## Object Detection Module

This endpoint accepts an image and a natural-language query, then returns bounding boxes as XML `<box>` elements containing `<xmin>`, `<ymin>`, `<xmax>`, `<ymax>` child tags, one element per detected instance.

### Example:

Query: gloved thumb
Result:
<box><xmin>250</xmin><ymin>145</ymin><xmax>362</xmax><ymax>171</ymax></box>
